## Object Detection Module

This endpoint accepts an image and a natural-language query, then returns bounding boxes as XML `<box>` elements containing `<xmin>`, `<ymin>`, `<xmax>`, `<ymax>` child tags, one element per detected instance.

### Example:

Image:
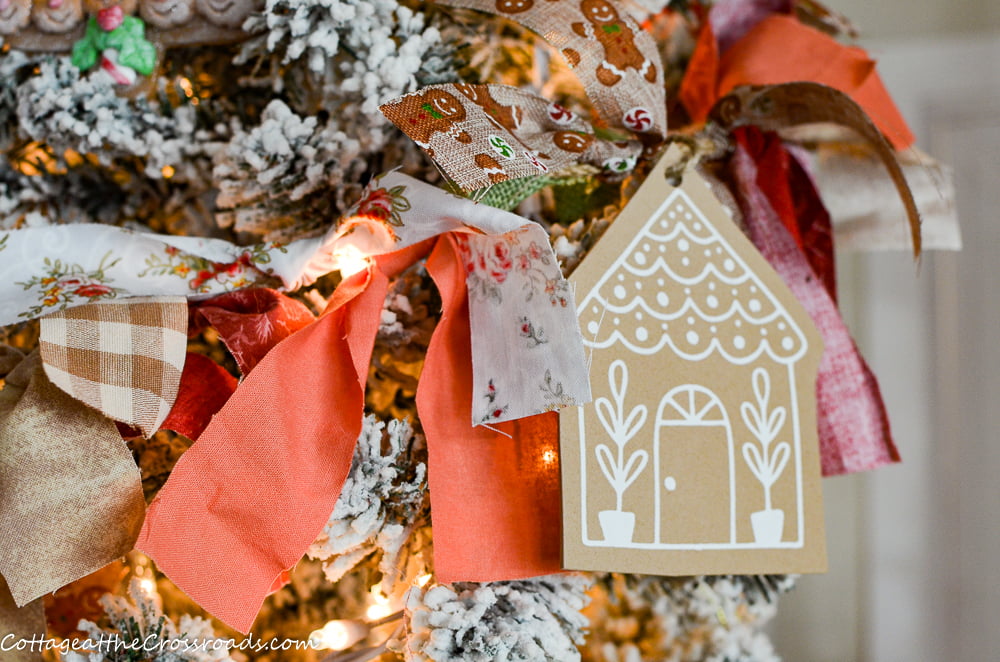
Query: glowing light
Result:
<box><xmin>333</xmin><ymin>244</ymin><xmax>372</xmax><ymax>277</ymax></box>
<box><xmin>541</xmin><ymin>449</ymin><xmax>557</xmax><ymax>466</ymax></box>
<box><xmin>161</xmin><ymin>165</ymin><xmax>175</xmax><ymax>179</ymax></box>
<box><xmin>366</xmin><ymin>587</ymin><xmax>392</xmax><ymax>620</ymax></box>
<box><xmin>308</xmin><ymin>620</ymin><xmax>366</xmax><ymax>651</ymax></box>
<box><xmin>138</xmin><ymin>578</ymin><xmax>156</xmax><ymax>595</ymax></box>
<box><xmin>366</xmin><ymin>603</ymin><xmax>392</xmax><ymax>620</ymax></box>
<box><xmin>416</xmin><ymin>574</ymin><xmax>433</xmax><ymax>587</ymax></box>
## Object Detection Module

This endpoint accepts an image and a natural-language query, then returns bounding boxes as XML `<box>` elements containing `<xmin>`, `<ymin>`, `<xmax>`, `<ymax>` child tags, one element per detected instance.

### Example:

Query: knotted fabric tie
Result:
<box><xmin>681</xmin><ymin>14</ymin><xmax>914</xmax><ymax>150</ymax></box>
<box><xmin>419</xmin><ymin>235</ymin><xmax>563</xmax><ymax>582</ymax></box>
<box><xmin>137</xmin><ymin>246</ymin><xmax>421</xmax><ymax>631</ymax></box>
<box><xmin>138</xmin><ymin>174</ymin><xmax>591</xmax><ymax>632</ymax></box>
<box><xmin>731</xmin><ymin>141</ymin><xmax>899</xmax><ymax>474</ymax></box>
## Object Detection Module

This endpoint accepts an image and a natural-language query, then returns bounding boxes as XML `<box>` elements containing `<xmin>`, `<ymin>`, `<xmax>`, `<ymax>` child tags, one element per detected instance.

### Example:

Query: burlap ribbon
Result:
<box><xmin>0</xmin><ymin>351</ymin><xmax>145</xmax><ymax>607</ymax></box>
<box><xmin>382</xmin><ymin>0</ymin><xmax>668</xmax><ymax>190</ymax></box>
<box><xmin>382</xmin><ymin>83</ymin><xmax>643</xmax><ymax>191</ymax></box>
<box><xmin>441</xmin><ymin>0</ymin><xmax>667</xmax><ymax>138</ymax></box>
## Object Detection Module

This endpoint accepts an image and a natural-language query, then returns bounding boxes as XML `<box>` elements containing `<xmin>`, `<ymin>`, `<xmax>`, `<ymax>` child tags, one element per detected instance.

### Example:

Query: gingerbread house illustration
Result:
<box><xmin>560</xmin><ymin>158</ymin><xmax>826</xmax><ymax>576</ymax></box>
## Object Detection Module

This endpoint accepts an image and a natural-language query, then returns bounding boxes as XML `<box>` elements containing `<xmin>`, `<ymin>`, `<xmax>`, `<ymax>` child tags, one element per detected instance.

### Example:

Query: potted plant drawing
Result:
<box><xmin>741</xmin><ymin>368</ymin><xmax>791</xmax><ymax>545</ymax></box>
<box><xmin>594</xmin><ymin>360</ymin><xmax>649</xmax><ymax>545</ymax></box>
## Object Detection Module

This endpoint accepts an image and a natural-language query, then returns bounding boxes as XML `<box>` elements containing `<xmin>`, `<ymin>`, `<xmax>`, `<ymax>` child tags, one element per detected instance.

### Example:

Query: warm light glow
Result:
<box><xmin>366</xmin><ymin>587</ymin><xmax>392</xmax><ymax>620</ymax></box>
<box><xmin>178</xmin><ymin>77</ymin><xmax>195</xmax><ymax>98</ymax></box>
<box><xmin>309</xmin><ymin>620</ymin><xmax>366</xmax><ymax>651</ymax></box>
<box><xmin>366</xmin><ymin>603</ymin><xmax>392</xmax><ymax>620</ymax></box>
<box><xmin>541</xmin><ymin>449</ymin><xmax>557</xmax><ymax>466</ymax></box>
<box><xmin>161</xmin><ymin>165</ymin><xmax>175</xmax><ymax>179</ymax></box>
<box><xmin>416</xmin><ymin>574</ymin><xmax>433</xmax><ymax>587</ymax></box>
<box><xmin>333</xmin><ymin>244</ymin><xmax>372</xmax><ymax>277</ymax></box>
<box><xmin>138</xmin><ymin>578</ymin><xmax>156</xmax><ymax>595</ymax></box>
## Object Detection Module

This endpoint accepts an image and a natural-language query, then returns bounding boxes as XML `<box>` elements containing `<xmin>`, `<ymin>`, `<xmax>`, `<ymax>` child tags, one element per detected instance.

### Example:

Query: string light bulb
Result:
<box><xmin>308</xmin><ymin>620</ymin><xmax>367</xmax><ymax>651</ymax></box>
<box><xmin>332</xmin><ymin>244</ymin><xmax>372</xmax><ymax>278</ymax></box>
<box><xmin>366</xmin><ymin>587</ymin><xmax>392</xmax><ymax>620</ymax></box>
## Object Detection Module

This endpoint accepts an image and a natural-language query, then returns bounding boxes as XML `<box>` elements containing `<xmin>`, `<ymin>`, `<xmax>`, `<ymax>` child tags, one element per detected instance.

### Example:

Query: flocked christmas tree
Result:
<box><xmin>0</xmin><ymin>1</ymin><xmax>953</xmax><ymax>661</ymax></box>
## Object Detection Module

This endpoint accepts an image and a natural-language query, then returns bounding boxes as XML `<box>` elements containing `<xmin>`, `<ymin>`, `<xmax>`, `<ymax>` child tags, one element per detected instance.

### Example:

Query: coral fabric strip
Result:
<box><xmin>420</xmin><ymin>235</ymin><xmax>563</xmax><ymax>582</ymax></box>
<box><xmin>682</xmin><ymin>15</ymin><xmax>914</xmax><ymax>150</ymax></box>
<box><xmin>136</xmin><ymin>265</ymin><xmax>387</xmax><ymax>632</ymax></box>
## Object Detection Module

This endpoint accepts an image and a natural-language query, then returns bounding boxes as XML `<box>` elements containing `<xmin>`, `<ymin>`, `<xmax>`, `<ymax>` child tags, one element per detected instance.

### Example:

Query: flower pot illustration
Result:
<box><xmin>598</xmin><ymin>509</ymin><xmax>636</xmax><ymax>545</ymax></box>
<box><xmin>594</xmin><ymin>361</ymin><xmax>649</xmax><ymax>547</ymax></box>
<box><xmin>741</xmin><ymin>369</ymin><xmax>791</xmax><ymax>546</ymax></box>
<box><xmin>750</xmin><ymin>508</ymin><xmax>785</xmax><ymax>545</ymax></box>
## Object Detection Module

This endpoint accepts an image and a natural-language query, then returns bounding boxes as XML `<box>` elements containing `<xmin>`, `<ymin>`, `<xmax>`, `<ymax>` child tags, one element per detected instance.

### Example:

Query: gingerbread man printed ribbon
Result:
<box><xmin>382</xmin><ymin>0</ymin><xmax>667</xmax><ymax>191</ymax></box>
<box><xmin>440</xmin><ymin>0</ymin><xmax>667</xmax><ymax>138</ymax></box>
<box><xmin>382</xmin><ymin>83</ymin><xmax>643</xmax><ymax>192</ymax></box>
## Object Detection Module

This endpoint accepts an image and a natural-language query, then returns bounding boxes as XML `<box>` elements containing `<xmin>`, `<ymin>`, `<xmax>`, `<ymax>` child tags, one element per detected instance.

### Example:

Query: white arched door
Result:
<box><xmin>654</xmin><ymin>384</ymin><xmax>737</xmax><ymax>545</ymax></box>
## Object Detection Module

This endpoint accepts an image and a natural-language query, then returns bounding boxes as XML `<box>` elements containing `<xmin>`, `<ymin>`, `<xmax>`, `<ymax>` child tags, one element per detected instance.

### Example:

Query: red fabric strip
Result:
<box><xmin>189</xmin><ymin>289</ymin><xmax>316</xmax><ymax>375</ymax></box>
<box><xmin>730</xmin><ymin>142</ymin><xmax>899</xmax><ymax>475</ymax></box>
<box><xmin>678</xmin><ymin>19</ymin><xmax>720</xmax><ymax>127</ymax></box>
<box><xmin>733</xmin><ymin>127</ymin><xmax>837</xmax><ymax>302</ymax></box>
<box><xmin>160</xmin><ymin>352</ymin><xmax>238</xmax><ymax>441</ymax></box>
<box><xmin>419</xmin><ymin>235</ymin><xmax>562</xmax><ymax>582</ymax></box>
<box><xmin>785</xmin><ymin>147</ymin><xmax>837</xmax><ymax>303</ymax></box>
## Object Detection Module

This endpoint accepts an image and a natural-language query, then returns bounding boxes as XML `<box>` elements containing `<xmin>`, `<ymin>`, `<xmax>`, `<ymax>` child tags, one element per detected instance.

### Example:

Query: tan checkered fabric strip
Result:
<box><xmin>39</xmin><ymin>296</ymin><xmax>188</xmax><ymax>438</ymax></box>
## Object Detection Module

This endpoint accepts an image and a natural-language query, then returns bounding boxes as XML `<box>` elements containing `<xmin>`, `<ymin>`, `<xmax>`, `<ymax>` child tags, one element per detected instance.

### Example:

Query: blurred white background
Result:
<box><xmin>769</xmin><ymin>2</ymin><xmax>1000</xmax><ymax>660</ymax></box>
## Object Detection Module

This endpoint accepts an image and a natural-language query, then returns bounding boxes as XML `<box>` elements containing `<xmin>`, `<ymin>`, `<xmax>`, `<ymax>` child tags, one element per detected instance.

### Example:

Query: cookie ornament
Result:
<box><xmin>0</xmin><ymin>0</ymin><xmax>32</xmax><ymax>34</ymax></box>
<box><xmin>193</xmin><ymin>0</ymin><xmax>254</xmax><ymax>27</ymax></box>
<box><xmin>32</xmin><ymin>0</ymin><xmax>84</xmax><ymax>33</ymax></box>
<box><xmin>71</xmin><ymin>0</ymin><xmax>156</xmax><ymax>84</ymax></box>
<box><xmin>138</xmin><ymin>0</ymin><xmax>193</xmax><ymax>29</ymax></box>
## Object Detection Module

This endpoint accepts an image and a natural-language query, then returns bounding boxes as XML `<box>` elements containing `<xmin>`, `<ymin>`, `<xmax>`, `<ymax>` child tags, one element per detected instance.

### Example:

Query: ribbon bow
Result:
<box><xmin>136</xmin><ymin>173</ymin><xmax>591</xmax><ymax>632</ymax></box>
<box><xmin>381</xmin><ymin>0</ymin><xmax>905</xmax><ymax>478</ymax></box>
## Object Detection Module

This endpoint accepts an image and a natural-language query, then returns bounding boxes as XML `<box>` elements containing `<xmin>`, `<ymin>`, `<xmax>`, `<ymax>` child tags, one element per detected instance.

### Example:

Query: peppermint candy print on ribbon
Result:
<box><xmin>439</xmin><ymin>0</ymin><xmax>667</xmax><ymax>138</ymax></box>
<box><xmin>622</xmin><ymin>106</ymin><xmax>655</xmax><ymax>133</ymax></box>
<box><xmin>381</xmin><ymin>83</ymin><xmax>642</xmax><ymax>192</ymax></box>
<box><xmin>547</xmin><ymin>103</ymin><xmax>577</xmax><ymax>125</ymax></box>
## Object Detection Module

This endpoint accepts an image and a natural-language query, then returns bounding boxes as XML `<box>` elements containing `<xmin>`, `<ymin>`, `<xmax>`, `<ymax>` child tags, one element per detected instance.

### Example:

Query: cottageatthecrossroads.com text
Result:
<box><xmin>1</xmin><ymin>632</ymin><xmax>320</xmax><ymax>654</ymax></box>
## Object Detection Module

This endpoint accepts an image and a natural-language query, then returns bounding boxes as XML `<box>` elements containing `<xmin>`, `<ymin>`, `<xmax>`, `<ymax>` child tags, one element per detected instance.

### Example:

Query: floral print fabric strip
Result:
<box><xmin>459</xmin><ymin>229</ymin><xmax>589</xmax><ymax>424</ymax></box>
<box><xmin>0</xmin><ymin>226</ymin><xmax>290</xmax><ymax>326</ymax></box>
<box><xmin>0</xmin><ymin>171</ymin><xmax>592</xmax><ymax>423</ymax></box>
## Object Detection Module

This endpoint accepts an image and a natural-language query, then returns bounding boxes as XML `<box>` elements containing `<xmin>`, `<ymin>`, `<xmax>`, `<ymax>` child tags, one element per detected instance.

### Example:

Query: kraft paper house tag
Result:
<box><xmin>560</xmin><ymin>149</ymin><xmax>828</xmax><ymax>575</ymax></box>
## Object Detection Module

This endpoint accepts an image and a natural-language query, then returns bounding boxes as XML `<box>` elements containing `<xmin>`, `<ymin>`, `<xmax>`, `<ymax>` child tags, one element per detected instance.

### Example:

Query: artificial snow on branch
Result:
<box><xmin>62</xmin><ymin>578</ymin><xmax>236</xmax><ymax>662</ymax></box>
<box><xmin>213</xmin><ymin>98</ymin><xmax>378</xmax><ymax>239</ymax></box>
<box><xmin>238</xmin><ymin>0</ymin><xmax>455</xmax><ymax>113</ymax></box>
<box><xmin>584</xmin><ymin>573</ymin><xmax>794</xmax><ymax>662</ymax></box>
<box><xmin>15</xmin><ymin>57</ymin><xmax>220</xmax><ymax>180</ymax></box>
<box><xmin>308</xmin><ymin>416</ymin><xmax>428</xmax><ymax>586</ymax></box>
<box><xmin>404</xmin><ymin>575</ymin><xmax>592</xmax><ymax>662</ymax></box>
